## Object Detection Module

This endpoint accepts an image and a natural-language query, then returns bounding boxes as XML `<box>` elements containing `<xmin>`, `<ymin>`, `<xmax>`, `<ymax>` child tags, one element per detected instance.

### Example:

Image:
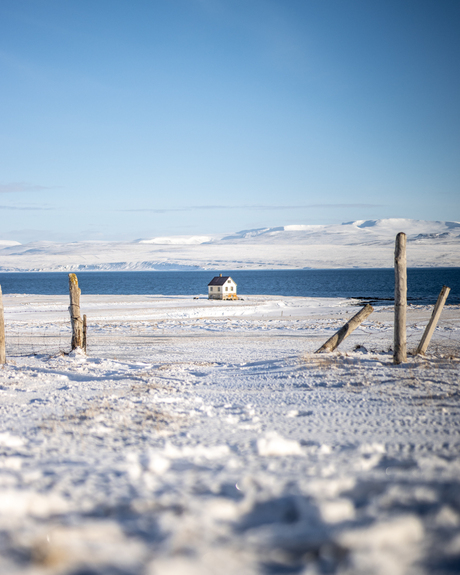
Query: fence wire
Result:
<box><xmin>3</xmin><ymin>310</ymin><xmax>459</xmax><ymax>360</ymax></box>
<box><xmin>406</xmin><ymin>317</ymin><xmax>460</xmax><ymax>357</ymax></box>
<box><xmin>5</xmin><ymin>322</ymin><xmax>74</xmax><ymax>358</ymax></box>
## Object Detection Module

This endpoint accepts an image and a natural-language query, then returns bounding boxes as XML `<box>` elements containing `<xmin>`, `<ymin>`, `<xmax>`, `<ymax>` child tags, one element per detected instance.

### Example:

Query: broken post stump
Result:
<box><xmin>0</xmin><ymin>286</ymin><xmax>5</xmax><ymax>365</ymax></box>
<box><xmin>69</xmin><ymin>273</ymin><xmax>83</xmax><ymax>350</ymax></box>
<box><xmin>416</xmin><ymin>285</ymin><xmax>450</xmax><ymax>355</ymax></box>
<box><xmin>394</xmin><ymin>232</ymin><xmax>407</xmax><ymax>364</ymax></box>
<box><xmin>315</xmin><ymin>304</ymin><xmax>374</xmax><ymax>353</ymax></box>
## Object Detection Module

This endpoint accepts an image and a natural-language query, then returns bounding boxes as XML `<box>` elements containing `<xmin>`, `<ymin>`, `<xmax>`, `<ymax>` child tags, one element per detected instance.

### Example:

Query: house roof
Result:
<box><xmin>208</xmin><ymin>276</ymin><xmax>236</xmax><ymax>286</ymax></box>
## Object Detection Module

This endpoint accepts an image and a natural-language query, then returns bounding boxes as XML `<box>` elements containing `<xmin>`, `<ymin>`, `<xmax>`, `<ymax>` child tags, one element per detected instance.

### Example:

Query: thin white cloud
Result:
<box><xmin>0</xmin><ymin>182</ymin><xmax>53</xmax><ymax>193</ymax></box>
<box><xmin>122</xmin><ymin>203</ymin><xmax>384</xmax><ymax>213</ymax></box>
<box><xmin>0</xmin><ymin>205</ymin><xmax>54</xmax><ymax>211</ymax></box>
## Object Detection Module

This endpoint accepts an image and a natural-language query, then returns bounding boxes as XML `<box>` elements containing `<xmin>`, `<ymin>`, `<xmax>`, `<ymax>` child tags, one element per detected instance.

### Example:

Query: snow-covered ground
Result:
<box><xmin>1</xmin><ymin>219</ymin><xmax>460</xmax><ymax>271</ymax></box>
<box><xmin>1</xmin><ymin>294</ymin><xmax>459</xmax><ymax>574</ymax></box>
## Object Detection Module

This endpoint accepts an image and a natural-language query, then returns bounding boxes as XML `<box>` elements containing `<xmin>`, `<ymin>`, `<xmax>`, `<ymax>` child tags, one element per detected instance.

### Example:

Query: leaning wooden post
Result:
<box><xmin>416</xmin><ymin>285</ymin><xmax>450</xmax><ymax>355</ymax></box>
<box><xmin>394</xmin><ymin>232</ymin><xmax>407</xmax><ymax>364</ymax></box>
<box><xmin>316</xmin><ymin>304</ymin><xmax>374</xmax><ymax>353</ymax></box>
<box><xmin>0</xmin><ymin>286</ymin><xmax>5</xmax><ymax>365</ymax></box>
<box><xmin>68</xmin><ymin>273</ymin><xmax>83</xmax><ymax>350</ymax></box>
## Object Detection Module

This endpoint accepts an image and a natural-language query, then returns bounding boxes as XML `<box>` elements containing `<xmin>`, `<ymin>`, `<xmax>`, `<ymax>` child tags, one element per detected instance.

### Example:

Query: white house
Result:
<box><xmin>208</xmin><ymin>274</ymin><xmax>238</xmax><ymax>300</ymax></box>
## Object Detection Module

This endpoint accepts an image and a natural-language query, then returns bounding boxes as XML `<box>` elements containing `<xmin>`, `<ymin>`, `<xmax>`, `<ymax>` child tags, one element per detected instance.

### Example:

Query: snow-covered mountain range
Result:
<box><xmin>1</xmin><ymin>219</ymin><xmax>459</xmax><ymax>272</ymax></box>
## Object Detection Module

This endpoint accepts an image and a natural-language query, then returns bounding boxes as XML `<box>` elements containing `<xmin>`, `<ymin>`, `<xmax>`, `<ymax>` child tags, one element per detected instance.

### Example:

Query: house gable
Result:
<box><xmin>208</xmin><ymin>276</ymin><xmax>237</xmax><ymax>287</ymax></box>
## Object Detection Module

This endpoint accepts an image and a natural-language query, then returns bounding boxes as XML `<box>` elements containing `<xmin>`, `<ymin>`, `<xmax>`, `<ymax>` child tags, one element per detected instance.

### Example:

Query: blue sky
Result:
<box><xmin>1</xmin><ymin>0</ymin><xmax>459</xmax><ymax>242</ymax></box>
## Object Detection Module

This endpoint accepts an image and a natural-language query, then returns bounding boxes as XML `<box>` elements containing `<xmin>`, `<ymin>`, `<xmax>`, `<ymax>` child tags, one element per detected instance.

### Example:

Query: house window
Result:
<box><xmin>218</xmin><ymin>287</ymin><xmax>221</xmax><ymax>291</ymax></box>
<box><xmin>210</xmin><ymin>287</ymin><xmax>213</xmax><ymax>291</ymax></box>
<box><xmin>231</xmin><ymin>286</ymin><xmax>233</xmax><ymax>291</ymax></box>
<box><xmin>225</xmin><ymin>287</ymin><xmax>228</xmax><ymax>291</ymax></box>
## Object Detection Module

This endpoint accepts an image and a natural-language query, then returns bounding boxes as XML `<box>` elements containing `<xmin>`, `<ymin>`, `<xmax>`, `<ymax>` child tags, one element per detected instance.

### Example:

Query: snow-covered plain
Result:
<box><xmin>1</xmin><ymin>293</ymin><xmax>459</xmax><ymax>574</ymax></box>
<box><xmin>1</xmin><ymin>219</ymin><xmax>460</xmax><ymax>271</ymax></box>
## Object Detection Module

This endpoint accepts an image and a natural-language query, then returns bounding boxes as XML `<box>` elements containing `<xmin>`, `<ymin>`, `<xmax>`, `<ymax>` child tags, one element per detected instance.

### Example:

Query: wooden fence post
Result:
<box><xmin>394</xmin><ymin>232</ymin><xmax>407</xmax><ymax>364</ymax></box>
<box><xmin>416</xmin><ymin>285</ymin><xmax>450</xmax><ymax>355</ymax></box>
<box><xmin>83</xmin><ymin>314</ymin><xmax>87</xmax><ymax>354</ymax></box>
<box><xmin>0</xmin><ymin>286</ymin><xmax>5</xmax><ymax>365</ymax></box>
<box><xmin>69</xmin><ymin>273</ymin><xmax>83</xmax><ymax>351</ymax></box>
<box><xmin>316</xmin><ymin>304</ymin><xmax>374</xmax><ymax>353</ymax></box>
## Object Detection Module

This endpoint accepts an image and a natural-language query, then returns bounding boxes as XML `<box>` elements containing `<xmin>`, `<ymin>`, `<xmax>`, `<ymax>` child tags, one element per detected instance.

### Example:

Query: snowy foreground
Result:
<box><xmin>1</xmin><ymin>219</ymin><xmax>460</xmax><ymax>271</ymax></box>
<box><xmin>1</xmin><ymin>294</ymin><xmax>460</xmax><ymax>575</ymax></box>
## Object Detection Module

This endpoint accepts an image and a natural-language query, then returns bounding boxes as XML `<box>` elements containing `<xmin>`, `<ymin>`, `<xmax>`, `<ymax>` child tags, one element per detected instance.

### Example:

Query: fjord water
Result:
<box><xmin>0</xmin><ymin>269</ymin><xmax>459</xmax><ymax>305</ymax></box>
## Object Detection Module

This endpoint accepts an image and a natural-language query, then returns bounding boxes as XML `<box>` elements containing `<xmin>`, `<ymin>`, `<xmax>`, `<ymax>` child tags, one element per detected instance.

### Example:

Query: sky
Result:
<box><xmin>1</xmin><ymin>0</ymin><xmax>459</xmax><ymax>243</ymax></box>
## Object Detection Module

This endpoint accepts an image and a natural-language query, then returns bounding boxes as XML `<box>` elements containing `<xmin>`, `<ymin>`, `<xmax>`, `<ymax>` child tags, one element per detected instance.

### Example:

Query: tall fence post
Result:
<box><xmin>394</xmin><ymin>232</ymin><xmax>407</xmax><ymax>364</ymax></box>
<box><xmin>416</xmin><ymin>285</ymin><xmax>450</xmax><ymax>355</ymax></box>
<box><xmin>0</xmin><ymin>286</ymin><xmax>5</xmax><ymax>365</ymax></box>
<box><xmin>69</xmin><ymin>273</ymin><xmax>83</xmax><ymax>351</ymax></box>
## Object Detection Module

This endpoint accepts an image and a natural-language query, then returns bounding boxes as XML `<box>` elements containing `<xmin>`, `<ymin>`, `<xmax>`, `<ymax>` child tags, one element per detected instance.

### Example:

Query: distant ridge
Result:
<box><xmin>0</xmin><ymin>240</ymin><xmax>21</xmax><ymax>247</ymax></box>
<box><xmin>1</xmin><ymin>219</ymin><xmax>459</xmax><ymax>272</ymax></box>
<box><xmin>218</xmin><ymin>219</ymin><xmax>460</xmax><ymax>245</ymax></box>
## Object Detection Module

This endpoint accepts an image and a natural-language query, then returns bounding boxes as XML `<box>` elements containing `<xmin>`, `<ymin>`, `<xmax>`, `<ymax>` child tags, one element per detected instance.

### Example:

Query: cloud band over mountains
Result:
<box><xmin>122</xmin><ymin>203</ymin><xmax>384</xmax><ymax>213</ymax></box>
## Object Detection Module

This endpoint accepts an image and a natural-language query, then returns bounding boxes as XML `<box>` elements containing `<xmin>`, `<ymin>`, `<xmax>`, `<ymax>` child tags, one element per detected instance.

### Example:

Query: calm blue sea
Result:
<box><xmin>0</xmin><ymin>269</ymin><xmax>459</xmax><ymax>306</ymax></box>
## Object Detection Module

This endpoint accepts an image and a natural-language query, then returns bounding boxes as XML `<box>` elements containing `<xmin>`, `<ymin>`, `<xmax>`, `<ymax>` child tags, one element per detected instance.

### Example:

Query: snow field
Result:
<box><xmin>4</xmin><ymin>294</ymin><xmax>459</xmax><ymax>360</ymax></box>
<box><xmin>1</xmin><ymin>219</ymin><xmax>460</xmax><ymax>271</ymax></box>
<box><xmin>0</xmin><ymin>295</ymin><xmax>459</xmax><ymax>574</ymax></box>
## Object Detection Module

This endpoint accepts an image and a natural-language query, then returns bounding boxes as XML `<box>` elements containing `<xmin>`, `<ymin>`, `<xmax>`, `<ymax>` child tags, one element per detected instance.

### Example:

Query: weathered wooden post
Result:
<box><xmin>68</xmin><ymin>273</ymin><xmax>83</xmax><ymax>351</ymax></box>
<box><xmin>416</xmin><ymin>285</ymin><xmax>450</xmax><ymax>355</ymax></box>
<box><xmin>316</xmin><ymin>304</ymin><xmax>374</xmax><ymax>353</ymax></box>
<box><xmin>0</xmin><ymin>286</ymin><xmax>5</xmax><ymax>365</ymax></box>
<box><xmin>394</xmin><ymin>232</ymin><xmax>407</xmax><ymax>364</ymax></box>
<box><xmin>83</xmin><ymin>314</ymin><xmax>87</xmax><ymax>354</ymax></box>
